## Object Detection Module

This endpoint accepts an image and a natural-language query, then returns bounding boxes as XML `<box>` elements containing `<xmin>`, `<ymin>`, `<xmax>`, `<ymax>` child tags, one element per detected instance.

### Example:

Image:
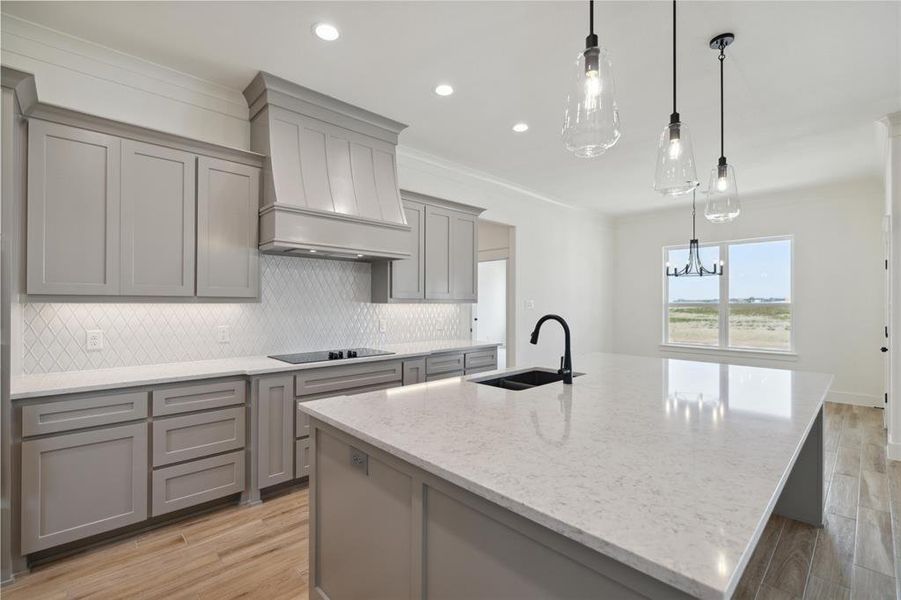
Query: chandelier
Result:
<box><xmin>666</xmin><ymin>189</ymin><xmax>723</xmax><ymax>277</ymax></box>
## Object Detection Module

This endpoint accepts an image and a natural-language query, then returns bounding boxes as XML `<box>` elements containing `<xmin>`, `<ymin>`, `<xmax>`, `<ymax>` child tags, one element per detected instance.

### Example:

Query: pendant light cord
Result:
<box><xmin>719</xmin><ymin>46</ymin><xmax>725</xmax><ymax>159</ymax></box>
<box><xmin>691</xmin><ymin>192</ymin><xmax>697</xmax><ymax>239</ymax></box>
<box><xmin>672</xmin><ymin>0</ymin><xmax>677</xmax><ymax>115</ymax></box>
<box><xmin>589</xmin><ymin>0</ymin><xmax>595</xmax><ymax>36</ymax></box>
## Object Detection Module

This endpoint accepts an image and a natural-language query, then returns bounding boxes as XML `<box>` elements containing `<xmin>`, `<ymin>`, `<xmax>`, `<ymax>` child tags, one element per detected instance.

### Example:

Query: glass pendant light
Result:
<box><xmin>705</xmin><ymin>33</ymin><xmax>740</xmax><ymax>223</ymax></box>
<box><xmin>653</xmin><ymin>0</ymin><xmax>698</xmax><ymax>196</ymax></box>
<box><xmin>562</xmin><ymin>0</ymin><xmax>621</xmax><ymax>158</ymax></box>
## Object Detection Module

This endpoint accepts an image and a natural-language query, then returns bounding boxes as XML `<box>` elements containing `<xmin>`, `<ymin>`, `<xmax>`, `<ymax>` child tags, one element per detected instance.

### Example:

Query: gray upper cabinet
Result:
<box><xmin>27</xmin><ymin>119</ymin><xmax>121</xmax><ymax>295</ymax></box>
<box><xmin>425</xmin><ymin>205</ymin><xmax>454</xmax><ymax>301</ymax></box>
<box><xmin>25</xmin><ymin>113</ymin><xmax>262</xmax><ymax>298</ymax></box>
<box><xmin>196</xmin><ymin>156</ymin><xmax>260</xmax><ymax>298</ymax></box>
<box><xmin>391</xmin><ymin>200</ymin><xmax>426</xmax><ymax>300</ymax></box>
<box><xmin>121</xmin><ymin>140</ymin><xmax>196</xmax><ymax>296</ymax></box>
<box><xmin>450</xmin><ymin>211</ymin><xmax>477</xmax><ymax>301</ymax></box>
<box><xmin>372</xmin><ymin>191</ymin><xmax>483</xmax><ymax>303</ymax></box>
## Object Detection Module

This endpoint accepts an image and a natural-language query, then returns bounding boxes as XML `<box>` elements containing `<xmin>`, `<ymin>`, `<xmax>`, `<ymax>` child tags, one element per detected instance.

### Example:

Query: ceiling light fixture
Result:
<box><xmin>653</xmin><ymin>0</ymin><xmax>698</xmax><ymax>196</ymax></box>
<box><xmin>666</xmin><ymin>189</ymin><xmax>723</xmax><ymax>277</ymax></box>
<box><xmin>705</xmin><ymin>33</ymin><xmax>740</xmax><ymax>223</ymax></box>
<box><xmin>512</xmin><ymin>122</ymin><xmax>529</xmax><ymax>133</ymax></box>
<box><xmin>313</xmin><ymin>23</ymin><xmax>340</xmax><ymax>41</ymax></box>
<box><xmin>561</xmin><ymin>0</ymin><xmax>621</xmax><ymax>158</ymax></box>
<box><xmin>434</xmin><ymin>84</ymin><xmax>454</xmax><ymax>96</ymax></box>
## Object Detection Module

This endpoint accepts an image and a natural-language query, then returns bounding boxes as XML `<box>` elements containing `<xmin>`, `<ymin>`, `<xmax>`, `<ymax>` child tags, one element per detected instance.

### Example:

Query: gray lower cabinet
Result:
<box><xmin>152</xmin><ymin>406</ymin><xmax>245</xmax><ymax>467</ymax></box>
<box><xmin>426</xmin><ymin>352</ymin><xmax>465</xmax><ymax>380</ymax></box>
<box><xmin>26</xmin><ymin>119</ymin><xmax>121</xmax><ymax>295</ymax></box>
<box><xmin>120</xmin><ymin>139</ymin><xmax>196</xmax><ymax>296</ymax></box>
<box><xmin>402</xmin><ymin>359</ymin><xmax>427</xmax><ymax>385</ymax></box>
<box><xmin>196</xmin><ymin>156</ymin><xmax>260</xmax><ymax>298</ymax></box>
<box><xmin>21</xmin><ymin>422</ymin><xmax>148</xmax><ymax>553</ymax></box>
<box><xmin>464</xmin><ymin>348</ymin><xmax>497</xmax><ymax>374</ymax></box>
<box><xmin>152</xmin><ymin>451</ymin><xmax>245</xmax><ymax>516</ymax></box>
<box><xmin>152</xmin><ymin>379</ymin><xmax>245</xmax><ymax>416</ymax></box>
<box><xmin>256</xmin><ymin>375</ymin><xmax>295</xmax><ymax>490</ymax></box>
<box><xmin>21</xmin><ymin>390</ymin><xmax>148</xmax><ymax>437</ymax></box>
<box><xmin>295</xmin><ymin>439</ymin><xmax>311</xmax><ymax>478</ymax></box>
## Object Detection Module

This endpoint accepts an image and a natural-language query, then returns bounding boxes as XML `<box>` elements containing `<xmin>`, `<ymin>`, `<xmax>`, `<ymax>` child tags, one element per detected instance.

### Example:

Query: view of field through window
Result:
<box><xmin>666</xmin><ymin>239</ymin><xmax>791</xmax><ymax>350</ymax></box>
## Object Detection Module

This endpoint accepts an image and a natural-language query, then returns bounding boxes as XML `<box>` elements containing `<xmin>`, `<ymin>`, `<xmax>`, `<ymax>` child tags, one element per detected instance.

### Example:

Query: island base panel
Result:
<box><xmin>774</xmin><ymin>406</ymin><xmax>825</xmax><ymax>527</ymax></box>
<box><xmin>309</xmin><ymin>421</ymin><xmax>696</xmax><ymax>600</ymax></box>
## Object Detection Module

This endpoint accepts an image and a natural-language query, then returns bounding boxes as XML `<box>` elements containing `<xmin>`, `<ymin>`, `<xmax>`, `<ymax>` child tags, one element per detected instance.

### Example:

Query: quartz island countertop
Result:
<box><xmin>298</xmin><ymin>352</ymin><xmax>833</xmax><ymax>599</ymax></box>
<box><xmin>10</xmin><ymin>339</ymin><xmax>499</xmax><ymax>400</ymax></box>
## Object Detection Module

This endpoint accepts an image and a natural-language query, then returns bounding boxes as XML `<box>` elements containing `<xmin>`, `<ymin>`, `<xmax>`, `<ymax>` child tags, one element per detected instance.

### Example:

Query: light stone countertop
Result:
<box><xmin>9</xmin><ymin>339</ymin><xmax>499</xmax><ymax>400</ymax></box>
<box><xmin>298</xmin><ymin>352</ymin><xmax>833</xmax><ymax>600</ymax></box>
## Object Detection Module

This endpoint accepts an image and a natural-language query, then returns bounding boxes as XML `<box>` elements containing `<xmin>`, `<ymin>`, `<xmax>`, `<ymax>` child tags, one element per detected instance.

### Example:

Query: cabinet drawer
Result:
<box><xmin>152</xmin><ymin>451</ymin><xmax>245</xmax><ymax>516</ymax></box>
<box><xmin>152</xmin><ymin>407</ymin><xmax>245</xmax><ymax>467</ymax></box>
<box><xmin>426</xmin><ymin>371</ymin><xmax>464</xmax><ymax>382</ymax></box>
<box><xmin>464</xmin><ymin>348</ymin><xmax>497</xmax><ymax>371</ymax></box>
<box><xmin>295</xmin><ymin>361</ymin><xmax>402</xmax><ymax>398</ymax></box>
<box><xmin>426</xmin><ymin>353</ymin><xmax>464</xmax><ymax>375</ymax></box>
<box><xmin>465</xmin><ymin>365</ymin><xmax>496</xmax><ymax>376</ymax></box>
<box><xmin>295</xmin><ymin>438</ymin><xmax>311</xmax><ymax>478</ymax></box>
<box><xmin>152</xmin><ymin>380</ymin><xmax>245</xmax><ymax>416</ymax></box>
<box><xmin>22</xmin><ymin>391</ymin><xmax>148</xmax><ymax>437</ymax></box>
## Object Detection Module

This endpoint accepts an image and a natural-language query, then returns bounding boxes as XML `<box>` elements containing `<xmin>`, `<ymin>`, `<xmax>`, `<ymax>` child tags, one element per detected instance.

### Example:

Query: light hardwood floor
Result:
<box><xmin>4</xmin><ymin>403</ymin><xmax>899</xmax><ymax>599</ymax></box>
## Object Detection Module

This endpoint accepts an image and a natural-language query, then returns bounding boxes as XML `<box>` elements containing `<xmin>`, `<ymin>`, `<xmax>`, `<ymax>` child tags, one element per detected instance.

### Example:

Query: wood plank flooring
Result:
<box><xmin>4</xmin><ymin>403</ymin><xmax>899</xmax><ymax>599</ymax></box>
<box><xmin>735</xmin><ymin>403</ymin><xmax>900</xmax><ymax>600</ymax></box>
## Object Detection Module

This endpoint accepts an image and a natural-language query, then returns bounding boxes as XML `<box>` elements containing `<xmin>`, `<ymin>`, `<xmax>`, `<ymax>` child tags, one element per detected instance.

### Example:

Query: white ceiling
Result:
<box><xmin>3</xmin><ymin>1</ymin><xmax>899</xmax><ymax>215</ymax></box>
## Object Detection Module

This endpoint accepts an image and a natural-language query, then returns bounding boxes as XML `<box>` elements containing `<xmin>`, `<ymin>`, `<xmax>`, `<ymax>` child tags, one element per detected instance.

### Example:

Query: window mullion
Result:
<box><xmin>720</xmin><ymin>243</ymin><xmax>729</xmax><ymax>349</ymax></box>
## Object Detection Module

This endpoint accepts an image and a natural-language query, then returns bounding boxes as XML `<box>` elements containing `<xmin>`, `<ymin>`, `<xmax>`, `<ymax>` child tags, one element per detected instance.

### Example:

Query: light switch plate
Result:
<box><xmin>524</xmin><ymin>299</ymin><xmax>535</xmax><ymax>309</ymax></box>
<box><xmin>216</xmin><ymin>325</ymin><xmax>230</xmax><ymax>344</ymax></box>
<box><xmin>85</xmin><ymin>330</ymin><xmax>103</xmax><ymax>351</ymax></box>
<box><xmin>350</xmin><ymin>447</ymin><xmax>369</xmax><ymax>475</ymax></box>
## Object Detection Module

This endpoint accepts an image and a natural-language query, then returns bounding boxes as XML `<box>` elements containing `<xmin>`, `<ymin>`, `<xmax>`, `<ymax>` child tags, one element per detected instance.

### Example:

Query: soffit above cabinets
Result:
<box><xmin>243</xmin><ymin>71</ymin><xmax>412</xmax><ymax>261</ymax></box>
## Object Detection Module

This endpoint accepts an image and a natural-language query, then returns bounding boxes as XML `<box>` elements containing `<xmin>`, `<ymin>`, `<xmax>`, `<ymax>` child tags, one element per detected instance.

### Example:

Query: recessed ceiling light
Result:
<box><xmin>512</xmin><ymin>122</ymin><xmax>529</xmax><ymax>133</ymax></box>
<box><xmin>434</xmin><ymin>84</ymin><xmax>454</xmax><ymax>97</ymax></box>
<box><xmin>313</xmin><ymin>23</ymin><xmax>340</xmax><ymax>41</ymax></box>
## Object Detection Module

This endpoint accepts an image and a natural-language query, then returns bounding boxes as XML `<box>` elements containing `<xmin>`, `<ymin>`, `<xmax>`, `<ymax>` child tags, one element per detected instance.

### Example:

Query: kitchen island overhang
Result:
<box><xmin>298</xmin><ymin>353</ymin><xmax>833</xmax><ymax>599</ymax></box>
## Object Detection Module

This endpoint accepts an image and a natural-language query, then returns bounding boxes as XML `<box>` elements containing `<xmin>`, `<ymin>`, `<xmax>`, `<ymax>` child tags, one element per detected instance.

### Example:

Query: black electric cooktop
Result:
<box><xmin>268</xmin><ymin>348</ymin><xmax>394</xmax><ymax>364</ymax></box>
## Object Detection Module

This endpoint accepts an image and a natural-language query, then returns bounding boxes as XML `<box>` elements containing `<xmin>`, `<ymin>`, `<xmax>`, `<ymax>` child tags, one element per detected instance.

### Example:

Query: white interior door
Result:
<box><xmin>475</xmin><ymin>260</ymin><xmax>507</xmax><ymax>368</ymax></box>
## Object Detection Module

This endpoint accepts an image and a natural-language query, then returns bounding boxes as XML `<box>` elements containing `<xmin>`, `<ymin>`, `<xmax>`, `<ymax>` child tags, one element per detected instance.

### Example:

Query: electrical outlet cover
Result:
<box><xmin>216</xmin><ymin>325</ymin><xmax>230</xmax><ymax>344</ymax></box>
<box><xmin>85</xmin><ymin>330</ymin><xmax>103</xmax><ymax>351</ymax></box>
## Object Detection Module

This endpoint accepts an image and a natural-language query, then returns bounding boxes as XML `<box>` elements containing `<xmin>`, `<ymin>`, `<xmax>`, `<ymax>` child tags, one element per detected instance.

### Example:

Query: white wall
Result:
<box><xmin>612</xmin><ymin>178</ymin><xmax>885</xmax><ymax>405</ymax></box>
<box><xmin>399</xmin><ymin>147</ymin><xmax>614</xmax><ymax>369</ymax></box>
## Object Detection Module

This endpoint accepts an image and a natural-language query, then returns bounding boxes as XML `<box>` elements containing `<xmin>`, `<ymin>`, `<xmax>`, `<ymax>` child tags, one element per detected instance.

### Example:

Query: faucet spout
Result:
<box><xmin>529</xmin><ymin>314</ymin><xmax>573</xmax><ymax>384</ymax></box>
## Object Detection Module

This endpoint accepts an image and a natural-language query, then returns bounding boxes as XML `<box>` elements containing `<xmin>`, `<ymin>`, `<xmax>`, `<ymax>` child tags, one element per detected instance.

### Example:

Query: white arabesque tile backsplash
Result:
<box><xmin>21</xmin><ymin>255</ymin><xmax>470</xmax><ymax>374</ymax></box>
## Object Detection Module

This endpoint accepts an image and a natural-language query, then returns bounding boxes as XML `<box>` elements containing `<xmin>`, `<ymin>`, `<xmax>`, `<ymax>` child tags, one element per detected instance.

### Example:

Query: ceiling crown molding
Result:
<box><xmin>881</xmin><ymin>112</ymin><xmax>901</xmax><ymax>137</ymax></box>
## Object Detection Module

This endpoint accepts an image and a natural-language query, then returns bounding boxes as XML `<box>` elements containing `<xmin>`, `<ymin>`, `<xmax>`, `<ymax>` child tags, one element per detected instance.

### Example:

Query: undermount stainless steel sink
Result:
<box><xmin>472</xmin><ymin>368</ymin><xmax>583</xmax><ymax>391</ymax></box>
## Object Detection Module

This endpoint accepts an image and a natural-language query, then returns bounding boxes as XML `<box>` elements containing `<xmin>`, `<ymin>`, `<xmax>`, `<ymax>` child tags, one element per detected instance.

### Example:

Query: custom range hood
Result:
<box><xmin>243</xmin><ymin>72</ymin><xmax>411</xmax><ymax>260</ymax></box>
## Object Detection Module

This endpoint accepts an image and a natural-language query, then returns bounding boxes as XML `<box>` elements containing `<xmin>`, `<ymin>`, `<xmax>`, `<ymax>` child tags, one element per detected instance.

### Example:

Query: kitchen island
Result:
<box><xmin>298</xmin><ymin>352</ymin><xmax>832</xmax><ymax>600</ymax></box>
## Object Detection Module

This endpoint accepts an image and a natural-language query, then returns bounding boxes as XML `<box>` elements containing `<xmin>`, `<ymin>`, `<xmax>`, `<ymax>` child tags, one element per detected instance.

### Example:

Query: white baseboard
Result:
<box><xmin>826</xmin><ymin>390</ymin><xmax>883</xmax><ymax>408</ymax></box>
<box><xmin>888</xmin><ymin>438</ymin><xmax>901</xmax><ymax>462</ymax></box>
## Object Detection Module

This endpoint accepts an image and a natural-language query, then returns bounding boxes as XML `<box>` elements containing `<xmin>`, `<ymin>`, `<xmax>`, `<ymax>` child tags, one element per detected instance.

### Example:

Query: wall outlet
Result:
<box><xmin>524</xmin><ymin>299</ymin><xmax>535</xmax><ymax>310</ymax></box>
<box><xmin>85</xmin><ymin>330</ymin><xmax>103</xmax><ymax>351</ymax></box>
<box><xmin>216</xmin><ymin>325</ymin><xmax>230</xmax><ymax>344</ymax></box>
<box><xmin>378</xmin><ymin>318</ymin><xmax>387</xmax><ymax>333</ymax></box>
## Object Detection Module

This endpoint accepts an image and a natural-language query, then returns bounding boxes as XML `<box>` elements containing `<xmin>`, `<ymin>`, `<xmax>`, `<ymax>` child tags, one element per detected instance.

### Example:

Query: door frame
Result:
<box><xmin>475</xmin><ymin>219</ymin><xmax>516</xmax><ymax>368</ymax></box>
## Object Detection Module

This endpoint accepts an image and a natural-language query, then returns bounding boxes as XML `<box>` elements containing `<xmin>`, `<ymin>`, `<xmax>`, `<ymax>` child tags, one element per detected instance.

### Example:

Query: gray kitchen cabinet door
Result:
<box><xmin>21</xmin><ymin>423</ymin><xmax>148</xmax><ymax>554</ymax></box>
<box><xmin>391</xmin><ymin>200</ymin><xmax>425</xmax><ymax>300</ymax></box>
<box><xmin>451</xmin><ymin>212</ymin><xmax>478</xmax><ymax>301</ymax></box>
<box><xmin>196</xmin><ymin>156</ymin><xmax>260</xmax><ymax>298</ymax></box>
<box><xmin>256</xmin><ymin>375</ymin><xmax>294</xmax><ymax>490</ymax></box>
<box><xmin>402</xmin><ymin>359</ymin><xmax>427</xmax><ymax>385</ymax></box>
<box><xmin>121</xmin><ymin>140</ymin><xmax>196</xmax><ymax>296</ymax></box>
<box><xmin>424</xmin><ymin>204</ymin><xmax>453</xmax><ymax>300</ymax></box>
<box><xmin>26</xmin><ymin>119</ymin><xmax>121</xmax><ymax>295</ymax></box>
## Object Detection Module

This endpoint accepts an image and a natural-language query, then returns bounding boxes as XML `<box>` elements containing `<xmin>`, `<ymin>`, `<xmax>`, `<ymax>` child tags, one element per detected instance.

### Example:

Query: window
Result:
<box><xmin>664</xmin><ymin>237</ymin><xmax>792</xmax><ymax>353</ymax></box>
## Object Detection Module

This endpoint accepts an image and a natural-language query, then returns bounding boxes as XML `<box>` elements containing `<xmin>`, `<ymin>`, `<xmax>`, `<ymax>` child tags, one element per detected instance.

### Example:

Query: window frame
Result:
<box><xmin>661</xmin><ymin>235</ymin><xmax>796</xmax><ymax>357</ymax></box>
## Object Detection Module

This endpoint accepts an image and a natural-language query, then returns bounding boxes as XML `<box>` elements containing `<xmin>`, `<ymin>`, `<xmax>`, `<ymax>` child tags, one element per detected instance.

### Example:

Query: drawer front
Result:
<box><xmin>296</xmin><ymin>403</ymin><xmax>310</xmax><ymax>439</ymax></box>
<box><xmin>152</xmin><ymin>407</ymin><xmax>245</xmax><ymax>467</ymax></box>
<box><xmin>152</xmin><ymin>380</ymin><xmax>245</xmax><ymax>416</ymax></box>
<box><xmin>295</xmin><ymin>360</ymin><xmax>402</xmax><ymax>398</ymax></box>
<box><xmin>151</xmin><ymin>450</ymin><xmax>245</xmax><ymax>516</ymax></box>
<box><xmin>464</xmin><ymin>348</ymin><xmax>497</xmax><ymax>371</ymax></box>
<box><xmin>22</xmin><ymin>391</ymin><xmax>148</xmax><ymax>437</ymax></box>
<box><xmin>402</xmin><ymin>359</ymin><xmax>426</xmax><ymax>385</ymax></box>
<box><xmin>426</xmin><ymin>353</ymin><xmax>464</xmax><ymax>375</ymax></box>
<box><xmin>465</xmin><ymin>365</ymin><xmax>497</xmax><ymax>376</ymax></box>
<box><xmin>295</xmin><ymin>438</ymin><xmax>311</xmax><ymax>478</ymax></box>
<box><xmin>426</xmin><ymin>370</ymin><xmax>464</xmax><ymax>382</ymax></box>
